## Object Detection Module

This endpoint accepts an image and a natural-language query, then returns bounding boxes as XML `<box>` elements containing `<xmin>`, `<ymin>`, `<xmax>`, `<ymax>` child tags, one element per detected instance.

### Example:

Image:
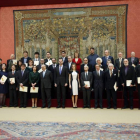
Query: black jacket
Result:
<box><xmin>80</xmin><ymin>64</ymin><xmax>93</xmax><ymax>73</ymax></box>
<box><xmin>128</xmin><ymin>57</ymin><xmax>139</xmax><ymax>66</ymax></box>
<box><xmin>8</xmin><ymin>71</ymin><xmax>18</xmax><ymax>89</ymax></box>
<box><xmin>114</xmin><ymin>58</ymin><xmax>124</xmax><ymax>70</ymax></box>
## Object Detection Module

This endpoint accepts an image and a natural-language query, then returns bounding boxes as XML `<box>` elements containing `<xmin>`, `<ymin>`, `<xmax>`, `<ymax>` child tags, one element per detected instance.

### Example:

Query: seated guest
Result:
<box><xmin>95</xmin><ymin>57</ymin><xmax>104</xmax><ymax>71</ymax></box>
<box><xmin>0</xmin><ymin>59</ymin><xmax>2</xmax><ymax>71</ymax></box>
<box><xmin>93</xmin><ymin>64</ymin><xmax>104</xmax><ymax>109</ymax></box>
<box><xmin>61</xmin><ymin>51</ymin><xmax>68</xmax><ymax>66</ymax></box>
<box><xmin>104</xmin><ymin>59</ymin><xmax>112</xmax><ymax>71</ymax></box>
<box><xmin>37</xmin><ymin>59</ymin><xmax>45</xmax><ymax>70</ymax></box>
<box><xmin>21</xmin><ymin>51</ymin><xmax>31</xmax><ymax>65</ymax></box>
<box><xmin>0</xmin><ymin>63</ymin><xmax>8</xmax><ymax>108</ymax></box>
<box><xmin>105</xmin><ymin>63</ymin><xmax>118</xmax><ymax>109</ymax></box>
<box><xmin>29</xmin><ymin>65</ymin><xmax>40</xmax><ymax>108</ymax></box>
<box><xmin>81</xmin><ymin>65</ymin><xmax>93</xmax><ymax>108</ymax></box>
<box><xmin>8</xmin><ymin>64</ymin><xmax>18</xmax><ymax>107</ymax></box>
<box><xmin>120</xmin><ymin>59</ymin><xmax>135</xmax><ymax>110</ymax></box>
<box><xmin>7</xmin><ymin>54</ymin><xmax>16</xmax><ymax>72</ymax></box>
<box><xmin>128</xmin><ymin>52</ymin><xmax>139</xmax><ymax>67</ymax></box>
<box><xmin>65</xmin><ymin>56</ymin><xmax>74</xmax><ymax>74</ymax></box>
<box><xmin>72</xmin><ymin>52</ymin><xmax>82</xmax><ymax>74</ymax></box>
<box><xmin>40</xmin><ymin>64</ymin><xmax>53</xmax><ymax>108</ymax></box>
<box><xmin>80</xmin><ymin>57</ymin><xmax>92</xmax><ymax>73</ymax></box>
<box><xmin>87</xmin><ymin>47</ymin><xmax>99</xmax><ymax>69</ymax></box>
<box><xmin>115</xmin><ymin>52</ymin><xmax>124</xmax><ymax>91</ymax></box>
<box><xmin>26</xmin><ymin>60</ymin><xmax>33</xmax><ymax>72</ymax></box>
<box><xmin>17</xmin><ymin>60</ymin><xmax>22</xmax><ymax>71</ymax></box>
<box><xmin>136</xmin><ymin>64</ymin><xmax>140</xmax><ymax>109</ymax></box>
<box><xmin>16</xmin><ymin>64</ymin><xmax>29</xmax><ymax>108</ymax></box>
<box><xmin>54</xmin><ymin>58</ymin><xmax>68</xmax><ymax>108</ymax></box>
<box><xmin>102</xmin><ymin>50</ymin><xmax>114</xmax><ymax>67</ymax></box>
<box><xmin>69</xmin><ymin>63</ymin><xmax>80</xmax><ymax>108</ymax></box>
<box><xmin>33</xmin><ymin>52</ymin><xmax>40</xmax><ymax>63</ymax></box>
<box><xmin>44</xmin><ymin>52</ymin><xmax>52</xmax><ymax>63</ymax></box>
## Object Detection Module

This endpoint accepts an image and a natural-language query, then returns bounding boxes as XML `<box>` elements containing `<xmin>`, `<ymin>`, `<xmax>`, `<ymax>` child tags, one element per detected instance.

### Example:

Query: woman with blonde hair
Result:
<box><xmin>69</xmin><ymin>63</ymin><xmax>81</xmax><ymax>108</ymax></box>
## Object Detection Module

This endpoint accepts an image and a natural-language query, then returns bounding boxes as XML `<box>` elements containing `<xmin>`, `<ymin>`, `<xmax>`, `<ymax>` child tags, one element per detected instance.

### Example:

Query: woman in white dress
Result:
<box><xmin>69</xmin><ymin>64</ymin><xmax>81</xmax><ymax>108</ymax></box>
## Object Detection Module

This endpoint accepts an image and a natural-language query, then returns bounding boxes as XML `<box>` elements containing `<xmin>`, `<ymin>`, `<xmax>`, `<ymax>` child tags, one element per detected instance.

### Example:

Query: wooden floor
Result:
<box><xmin>0</xmin><ymin>107</ymin><xmax>140</xmax><ymax>123</ymax></box>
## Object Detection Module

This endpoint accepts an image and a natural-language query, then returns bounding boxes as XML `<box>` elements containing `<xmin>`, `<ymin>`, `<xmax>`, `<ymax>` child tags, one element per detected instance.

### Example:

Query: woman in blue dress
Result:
<box><xmin>0</xmin><ymin>63</ymin><xmax>8</xmax><ymax>108</ymax></box>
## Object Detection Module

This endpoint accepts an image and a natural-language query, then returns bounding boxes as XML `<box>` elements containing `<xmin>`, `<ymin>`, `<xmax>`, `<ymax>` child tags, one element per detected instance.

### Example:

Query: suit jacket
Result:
<box><xmin>128</xmin><ymin>57</ymin><xmax>139</xmax><ymax>66</ymax></box>
<box><xmin>8</xmin><ymin>71</ymin><xmax>18</xmax><ymax>89</ymax></box>
<box><xmin>104</xmin><ymin>69</ymin><xmax>118</xmax><ymax>89</ymax></box>
<box><xmin>120</xmin><ymin>65</ymin><xmax>135</xmax><ymax>86</ymax></box>
<box><xmin>54</xmin><ymin>65</ymin><xmax>68</xmax><ymax>86</ymax></box>
<box><xmin>16</xmin><ymin>70</ymin><xmax>29</xmax><ymax>86</ymax></box>
<box><xmin>115</xmin><ymin>58</ymin><xmax>124</xmax><ymax>70</ymax></box>
<box><xmin>40</xmin><ymin>70</ymin><xmax>53</xmax><ymax>88</ymax></box>
<box><xmin>80</xmin><ymin>64</ymin><xmax>93</xmax><ymax>73</ymax></box>
<box><xmin>92</xmin><ymin>70</ymin><xmax>104</xmax><ymax>88</ymax></box>
<box><xmin>21</xmin><ymin>57</ymin><xmax>31</xmax><ymax>64</ymax></box>
<box><xmin>81</xmin><ymin>72</ymin><xmax>93</xmax><ymax>89</ymax></box>
<box><xmin>102</xmin><ymin>56</ymin><xmax>114</xmax><ymax>67</ymax></box>
<box><xmin>62</xmin><ymin>57</ymin><xmax>68</xmax><ymax>66</ymax></box>
<box><xmin>0</xmin><ymin>64</ymin><xmax>2</xmax><ymax>71</ymax></box>
<box><xmin>135</xmin><ymin>65</ymin><xmax>140</xmax><ymax>78</ymax></box>
<box><xmin>44</xmin><ymin>58</ymin><xmax>52</xmax><ymax>64</ymax></box>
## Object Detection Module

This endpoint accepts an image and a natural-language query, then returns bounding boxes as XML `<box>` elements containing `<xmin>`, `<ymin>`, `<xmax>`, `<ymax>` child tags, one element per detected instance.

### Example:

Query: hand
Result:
<box><xmin>31</xmin><ymin>83</ymin><xmax>34</xmax><ymax>87</ymax></box>
<box><xmin>85</xmin><ymin>85</ymin><xmax>89</xmax><ymax>89</ymax></box>
<box><xmin>116</xmin><ymin>87</ymin><xmax>118</xmax><ymax>90</ymax></box>
<box><xmin>55</xmin><ymin>84</ymin><xmax>57</xmax><ymax>87</ymax></box>
<box><xmin>65</xmin><ymin>83</ymin><xmax>68</xmax><ymax>87</ymax></box>
<box><xmin>33</xmin><ymin>86</ymin><xmax>35</xmax><ymax>89</ymax></box>
<box><xmin>1</xmin><ymin>82</ymin><xmax>4</xmax><ymax>85</ymax></box>
<box><xmin>20</xmin><ymin>83</ymin><xmax>23</xmax><ymax>87</ymax></box>
<box><xmin>122</xmin><ymin>83</ymin><xmax>124</xmax><ymax>87</ymax></box>
<box><xmin>69</xmin><ymin>85</ymin><xmax>71</xmax><ymax>89</ymax></box>
<box><xmin>79</xmin><ymin>85</ymin><xmax>81</xmax><ymax>88</ymax></box>
<box><xmin>16</xmin><ymin>88</ymin><xmax>18</xmax><ymax>90</ymax></box>
<box><xmin>130</xmin><ymin>84</ymin><xmax>133</xmax><ymax>87</ymax></box>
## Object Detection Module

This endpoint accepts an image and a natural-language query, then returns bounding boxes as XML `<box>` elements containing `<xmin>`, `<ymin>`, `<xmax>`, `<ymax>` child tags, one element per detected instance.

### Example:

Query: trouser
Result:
<box><xmin>57</xmin><ymin>85</ymin><xmax>66</xmax><ymax>107</ymax></box>
<box><xmin>137</xmin><ymin>84</ymin><xmax>140</xmax><ymax>108</ymax></box>
<box><xmin>41</xmin><ymin>88</ymin><xmax>51</xmax><ymax>107</ymax></box>
<box><xmin>123</xmin><ymin>87</ymin><xmax>134</xmax><ymax>108</ymax></box>
<box><xmin>20</xmin><ymin>92</ymin><xmax>27</xmax><ymax>107</ymax></box>
<box><xmin>9</xmin><ymin>89</ymin><xmax>17</xmax><ymax>107</ymax></box>
<box><xmin>82</xmin><ymin>88</ymin><xmax>91</xmax><ymax>107</ymax></box>
<box><xmin>106</xmin><ymin>89</ymin><xmax>117</xmax><ymax>108</ymax></box>
<box><xmin>94</xmin><ymin>87</ymin><xmax>103</xmax><ymax>107</ymax></box>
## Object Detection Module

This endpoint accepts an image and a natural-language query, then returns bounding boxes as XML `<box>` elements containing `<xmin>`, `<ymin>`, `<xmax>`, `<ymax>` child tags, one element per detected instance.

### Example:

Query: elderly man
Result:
<box><xmin>104</xmin><ymin>59</ymin><xmax>112</xmax><ymax>71</ymax></box>
<box><xmin>81</xmin><ymin>65</ymin><xmax>93</xmax><ymax>108</ymax></box>
<box><xmin>105</xmin><ymin>63</ymin><xmax>118</xmax><ymax>109</ymax></box>
<box><xmin>120</xmin><ymin>59</ymin><xmax>135</xmax><ymax>110</ymax></box>
<box><xmin>37</xmin><ymin>59</ymin><xmax>45</xmax><ymax>70</ymax></box>
<box><xmin>87</xmin><ymin>47</ymin><xmax>99</xmax><ymax>69</ymax></box>
<box><xmin>128</xmin><ymin>52</ymin><xmax>139</xmax><ymax>67</ymax></box>
<box><xmin>40</xmin><ymin>64</ymin><xmax>53</xmax><ymax>108</ymax></box>
<box><xmin>81</xmin><ymin>57</ymin><xmax>93</xmax><ymax>73</ymax></box>
<box><xmin>95</xmin><ymin>57</ymin><xmax>104</xmax><ymax>71</ymax></box>
<box><xmin>7</xmin><ymin>54</ymin><xmax>16</xmax><ymax>72</ymax></box>
<box><xmin>102</xmin><ymin>50</ymin><xmax>114</xmax><ymax>67</ymax></box>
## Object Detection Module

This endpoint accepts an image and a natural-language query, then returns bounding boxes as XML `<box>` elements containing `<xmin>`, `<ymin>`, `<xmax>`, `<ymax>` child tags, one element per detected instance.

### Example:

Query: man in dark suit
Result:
<box><xmin>61</xmin><ymin>51</ymin><xmax>68</xmax><ymax>66</ymax></box>
<box><xmin>40</xmin><ymin>64</ymin><xmax>53</xmax><ymax>108</ymax></box>
<box><xmin>0</xmin><ymin>58</ymin><xmax>2</xmax><ymax>71</ymax></box>
<box><xmin>20</xmin><ymin>51</ymin><xmax>31</xmax><ymax>66</ymax></box>
<box><xmin>81</xmin><ymin>65</ymin><xmax>93</xmax><ymax>108</ymax></box>
<box><xmin>81</xmin><ymin>57</ymin><xmax>93</xmax><ymax>73</ymax></box>
<box><xmin>8</xmin><ymin>64</ymin><xmax>18</xmax><ymax>107</ymax></box>
<box><xmin>104</xmin><ymin>59</ymin><xmax>112</xmax><ymax>71</ymax></box>
<box><xmin>120</xmin><ymin>59</ymin><xmax>135</xmax><ymax>110</ymax></box>
<box><xmin>115</xmin><ymin>52</ymin><xmax>124</xmax><ymax>91</ymax></box>
<box><xmin>44</xmin><ymin>52</ymin><xmax>52</xmax><ymax>64</ymax></box>
<box><xmin>105</xmin><ymin>63</ymin><xmax>118</xmax><ymax>109</ymax></box>
<box><xmin>7</xmin><ymin>54</ymin><xmax>16</xmax><ymax>72</ymax></box>
<box><xmin>128</xmin><ymin>52</ymin><xmax>139</xmax><ymax>67</ymax></box>
<box><xmin>102</xmin><ymin>50</ymin><xmax>114</xmax><ymax>68</ymax></box>
<box><xmin>33</xmin><ymin>52</ymin><xmax>40</xmax><ymax>65</ymax></box>
<box><xmin>93</xmin><ymin>64</ymin><xmax>104</xmax><ymax>109</ymax></box>
<box><xmin>16</xmin><ymin>64</ymin><xmax>29</xmax><ymax>108</ymax></box>
<box><xmin>37</xmin><ymin>59</ymin><xmax>45</xmax><ymax>70</ymax></box>
<box><xmin>54</xmin><ymin>58</ymin><xmax>68</xmax><ymax>108</ymax></box>
<box><xmin>65</xmin><ymin>56</ymin><xmax>74</xmax><ymax>74</ymax></box>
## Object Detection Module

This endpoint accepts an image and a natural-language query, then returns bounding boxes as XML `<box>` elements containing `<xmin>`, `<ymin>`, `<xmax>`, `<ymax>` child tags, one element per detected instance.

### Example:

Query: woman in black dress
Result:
<box><xmin>29</xmin><ymin>65</ymin><xmax>39</xmax><ymax>108</ymax></box>
<box><xmin>17</xmin><ymin>60</ymin><xmax>22</xmax><ymax>71</ymax></box>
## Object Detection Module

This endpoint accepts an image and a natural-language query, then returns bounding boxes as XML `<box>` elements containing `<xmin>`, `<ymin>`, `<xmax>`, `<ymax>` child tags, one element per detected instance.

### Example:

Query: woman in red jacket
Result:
<box><xmin>72</xmin><ymin>52</ymin><xmax>82</xmax><ymax>74</ymax></box>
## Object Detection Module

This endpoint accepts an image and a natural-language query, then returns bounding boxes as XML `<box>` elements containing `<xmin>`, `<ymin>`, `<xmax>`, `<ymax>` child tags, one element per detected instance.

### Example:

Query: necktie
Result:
<box><xmin>85</xmin><ymin>72</ymin><xmax>88</xmax><ymax>80</ymax></box>
<box><xmin>21</xmin><ymin>70</ymin><xmax>24</xmax><ymax>76</ymax></box>
<box><xmin>12</xmin><ymin>72</ymin><xmax>14</xmax><ymax>75</ymax></box>
<box><xmin>125</xmin><ymin>67</ymin><xmax>128</xmax><ymax>75</ymax></box>
<box><xmin>59</xmin><ymin>66</ymin><xmax>62</xmax><ymax>75</ymax></box>
<box><xmin>97</xmin><ymin>71</ymin><xmax>99</xmax><ymax>76</ymax></box>
<box><xmin>110</xmin><ymin>71</ymin><xmax>112</xmax><ymax>77</ymax></box>
<box><xmin>43</xmin><ymin>71</ymin><xmax>45</xmax><ymax>77</ymax></box>
<box><xmin>69</xmin><ymin>63</ymin><xmax>71</xmax><ymax>69</ymax></box>
<box><xmin>53</xmin><ymin>64</ymin><xmax>55</xmax><ymax>69</ymax></box>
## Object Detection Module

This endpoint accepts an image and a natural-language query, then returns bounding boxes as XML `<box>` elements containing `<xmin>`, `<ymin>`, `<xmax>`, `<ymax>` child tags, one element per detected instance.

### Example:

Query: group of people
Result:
<box><xmin>0</xmin><ymin>47</ymin><xmax>140</xmax><ymax>110</ymax></box>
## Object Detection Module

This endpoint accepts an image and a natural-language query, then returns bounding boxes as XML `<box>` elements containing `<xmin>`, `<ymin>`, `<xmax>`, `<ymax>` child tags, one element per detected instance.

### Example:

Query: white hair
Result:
<box><xmin>105</xmin><ymin>50</ymin><xmax>109</xmax><ymax>53</ymax></box>
<box><xmin>108</xmin><ymin>63</ymin><xmax>114</xmax><ymax>67</ymax></box>
<box><xmin>96</xmin><ymin>57</ymin><xmax>102</xmax><ymax>63</ymax></box>
<box><xmin>84</xmin><ymin>65</ymin><xmax>89</xmax><ymax>68</ymax></box>
<box><xmin>41</xmin><ymin>64</ymin><xmax>46</xmax><ymax>68</ymax></box>
<box><xmin>131</xmin><ymin>52</ymin><xmax>135</xmax><ymax>55</ymax></box>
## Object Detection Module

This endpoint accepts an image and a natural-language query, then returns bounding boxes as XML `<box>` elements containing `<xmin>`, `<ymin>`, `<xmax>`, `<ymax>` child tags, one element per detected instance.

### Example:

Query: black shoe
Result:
<box><xmin>41</xmin><ymin>106</ymin><xmax>45</xmax><ymax>108</ymax></box>
<box><xmin>56</xmin><ymin>106</ymin><xmax>61</xmax><ymax>108</ymax></box>
<box><xmin>100</xmin><ymin>107</ymin><xmax>103</xmax><ymax>109</ymax></box>
<box><xmin>130</xmin><ymin>107</ymin><xmax>133</xmax><ymax>110</ymax></box>
<box><xmin>9</xmin><ymin>106</ymin><xmax>13</xmax><ymax>107</ymax></box>
<box><xmin>62</xmin><ymin>106</ymin><xmax>65</xmax><ymax>109</ymax></box>
<box><xmin>94</xmin><ymin>107</ymin><xmax>97</xmax><ymax>109</ymax></box>
<box><xmin>87</xmin><ymin>106</ymin><xmax>91</xmax><ymax>109</ymax></box>
<box><xmin>114</xmin><ymin>107</ymin><xmax>117</xmax><ymax>109</ymax></box>
<box><xmin>3</xmin><ymin>105</ymin><xmax>7</xmax><ymax>107</ymax></box>
<box><xmin>138</xmin><ymin>108</ymin><xmax>140</xmax><ymax>110</ymax></box>
<box><xmin>107</xmin><ymin>107</ymin><xmax>110</xmax><ymax>109</ymax></box>
<box><xmin>83</xmin><ymin>106</ymin><xmax>86</xmax><ymax>108</ymax></box>
<box><xmin>19</xmin><ymin>106</ymin><xmax>22</xmax><ymax>108</ymax></box>
<box><xmin>48</xmin><ymin>106</ymin><xmax>51</xmax><ymax>109</ymax></box>
<box><xmin>23</xmin><ymin>106</ymin><xmax>26</xmax><ymax>108</ymax></box>
<box><xmin>122</xmin><ymin>106</ymin><xmax>127</xmax><ymax>109</ymax></box>
<box><xmin>14</xmin><ymin>106</ymin><xmax>17</xmax><ymax>108</ymax></box>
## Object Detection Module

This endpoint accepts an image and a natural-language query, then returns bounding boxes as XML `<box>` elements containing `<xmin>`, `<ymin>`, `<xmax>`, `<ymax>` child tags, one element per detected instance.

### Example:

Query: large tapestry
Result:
<box><xmin>14</xmin><ymin>5</ymin><xmax>127</xmax><ymax>60</ymax></box>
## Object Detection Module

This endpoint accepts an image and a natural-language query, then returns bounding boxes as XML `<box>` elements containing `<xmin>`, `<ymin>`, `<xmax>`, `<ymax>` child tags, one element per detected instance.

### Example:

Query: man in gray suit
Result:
<box><xmin>40</xmin><ymin>64</ymin><xmax>53</xmax><ymax>108</ymax></box>
<box><xmin>81</xmin><ymin>65</ymin><xmax>93</xmax><ymax>108</ymax></box>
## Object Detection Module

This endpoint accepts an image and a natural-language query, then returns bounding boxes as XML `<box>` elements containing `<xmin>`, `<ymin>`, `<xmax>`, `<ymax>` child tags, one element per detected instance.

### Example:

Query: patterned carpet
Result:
<box><xmin>0</xmin><ymin>121</ymin><xmax>140</xmax><ymax>140</ymax></box>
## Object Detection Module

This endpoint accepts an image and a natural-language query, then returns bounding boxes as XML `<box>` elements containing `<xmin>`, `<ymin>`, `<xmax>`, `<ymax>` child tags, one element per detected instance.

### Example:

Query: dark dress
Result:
<box><xmin>0</xmin><ymin>71</ymin><xmax>8</xmax><ymax>94</ymax></box>
<box><xmin>29</xmin><ymin>72</ymin><xmax>40</xmax><ymax>98</ymax></box>
<box><xmin>26</xmin><ymin>66</ymin><xmax>33</xmax><ymax>73</ymax></box>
